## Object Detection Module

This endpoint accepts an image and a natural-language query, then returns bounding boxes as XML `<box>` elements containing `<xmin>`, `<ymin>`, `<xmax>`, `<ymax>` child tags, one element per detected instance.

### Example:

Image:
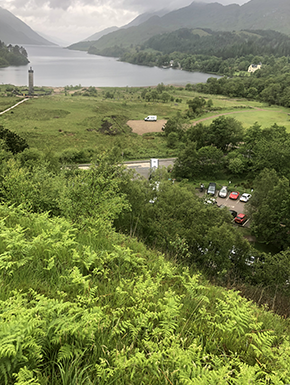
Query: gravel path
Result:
<box><xmin>0</xmin><ymin>98</ymin><xmax>29</xmax><ymax>115</ymax></box>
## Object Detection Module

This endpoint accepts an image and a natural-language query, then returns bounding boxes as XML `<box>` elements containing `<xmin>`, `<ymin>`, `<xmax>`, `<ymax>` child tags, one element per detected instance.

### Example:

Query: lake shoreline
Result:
<box><xmin>0</xmin><ymin>45</ymin><xmax>220</xmax><ymax>88</ymax></box>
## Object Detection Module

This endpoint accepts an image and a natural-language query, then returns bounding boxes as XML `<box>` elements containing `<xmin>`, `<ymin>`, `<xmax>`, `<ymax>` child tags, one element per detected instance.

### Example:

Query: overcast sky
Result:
<box><xmin>0</xmin><ymin>0</ymin><xmax>249</xmax><ymax>45</ymax></box>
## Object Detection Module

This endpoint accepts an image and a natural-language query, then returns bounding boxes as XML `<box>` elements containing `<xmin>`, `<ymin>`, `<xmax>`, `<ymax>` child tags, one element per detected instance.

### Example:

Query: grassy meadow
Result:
<box><xmin>1</xmin><ymin>85</ymin><xmax>290</xmax><ymax>160</ymax></box>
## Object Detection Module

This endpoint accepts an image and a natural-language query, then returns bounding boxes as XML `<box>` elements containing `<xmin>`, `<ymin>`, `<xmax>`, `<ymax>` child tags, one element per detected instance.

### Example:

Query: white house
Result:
<box><xmin>248</xmin><ymin>63</ymin><xmax>262</xmax><ymax>73</ymax></box>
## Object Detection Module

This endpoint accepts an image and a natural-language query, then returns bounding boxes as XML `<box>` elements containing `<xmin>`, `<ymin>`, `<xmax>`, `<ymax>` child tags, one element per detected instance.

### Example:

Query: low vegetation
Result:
<box><xmin>1</xmin><ymin>80</ymin><xmax>290</xmax><ymax>383</ymax></box>
<box><xmin>0</xmin><ymin>150</ymin><xmax>290</xmax><ymax>384</ymax></box>
<box><xmin>1</xmin><ymin>84</ymin><xmax>290</xmax><ymax>163</ymax></box>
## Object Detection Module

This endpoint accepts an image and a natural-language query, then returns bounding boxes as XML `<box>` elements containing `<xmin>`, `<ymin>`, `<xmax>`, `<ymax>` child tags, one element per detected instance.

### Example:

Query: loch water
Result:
<box><xmin>0</xmin><ymin>45</ymin><xmax>220</xmax><ymax>88</ymax></box>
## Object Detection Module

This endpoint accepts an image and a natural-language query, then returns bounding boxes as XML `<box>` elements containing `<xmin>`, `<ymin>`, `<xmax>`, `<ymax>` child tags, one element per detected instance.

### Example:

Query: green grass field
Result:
<box><xmin>0</xmin><ymin>87</ymin><xmax>184</xmax><ymax>159</ymax></box>
<box><xmin>1</xmin><ymin>86</ymin><xmax>290</xmax><ymax>159</ymax></box>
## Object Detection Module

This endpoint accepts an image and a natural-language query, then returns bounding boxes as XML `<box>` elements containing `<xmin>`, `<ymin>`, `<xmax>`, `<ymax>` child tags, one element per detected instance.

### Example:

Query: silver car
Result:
<box><xmin>218</xmin><ymin>186</ymin><xmax>228</xmax><ymax>198</ymax></box>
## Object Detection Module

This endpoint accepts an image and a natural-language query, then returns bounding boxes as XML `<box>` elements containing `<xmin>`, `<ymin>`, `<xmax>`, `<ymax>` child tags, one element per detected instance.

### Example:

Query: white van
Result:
<box><xmin>144</xmin><ymin>115</ymin><xmax>157</xmax><ymax>121</ymax></box>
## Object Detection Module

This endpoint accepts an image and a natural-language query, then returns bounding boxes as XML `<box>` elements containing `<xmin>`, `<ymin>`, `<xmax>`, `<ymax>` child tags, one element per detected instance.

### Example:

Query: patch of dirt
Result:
<box><xmin>53</xmin><ymin>87</ymin><xmax>64</xmax><ymax>94</ymax></box>
<box><xmin>127</xmin><ymin>119</ymin><xmax>167</xmax><ymax>135</ymax></box>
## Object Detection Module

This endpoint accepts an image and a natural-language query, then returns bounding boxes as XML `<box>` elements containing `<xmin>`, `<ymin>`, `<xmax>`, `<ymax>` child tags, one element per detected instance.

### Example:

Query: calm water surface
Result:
<box><xmin>0</xmin><ymin>45</ymin><xmax>219</xmax><ymax>87</ymax></box>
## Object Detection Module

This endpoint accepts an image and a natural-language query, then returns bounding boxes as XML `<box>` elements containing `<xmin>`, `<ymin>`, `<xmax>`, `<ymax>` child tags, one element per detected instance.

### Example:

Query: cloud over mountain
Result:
<box><xmin>0</xmin><ymin>0</ymin><xmax>248</xmax><ymax>44</ymax></box>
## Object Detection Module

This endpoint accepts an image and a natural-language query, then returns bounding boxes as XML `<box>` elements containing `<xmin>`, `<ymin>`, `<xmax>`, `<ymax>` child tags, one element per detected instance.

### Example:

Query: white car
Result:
<box><xmin>240</xmin><ymin>193</ymin><xmax>252</xmax><ymax>202</ymax></box>
<box><xmin>149</xmin><ymin>182</ymin><xmax>160</xmax><ymax>204</ymax></box>
<box><xmin>204</xmin><ymin>197</ymin><xmax>217</xmax><ymax>205</ymax></box>
<box><xmin>218</xmin><ymin>186</ymin><xmax>228</xmax><ymax>198</ymax></box>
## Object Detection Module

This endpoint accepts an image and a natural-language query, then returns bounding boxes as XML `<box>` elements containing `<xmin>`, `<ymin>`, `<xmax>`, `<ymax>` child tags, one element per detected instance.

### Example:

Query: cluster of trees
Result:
<box><xmin>115</xmin><ymin>167</ymin><xmax>290</xmax><ymax>290</ymax></box>
<box><xmin>120</xmin><ymin>48</ymin><xmax>270</xmax><ymax>76</ymax></box>
<box><xmin>140</xmin><ymin>83</ymin><xmax>176</xmax><ymax>103</ymax></box>
<box><xmin>162</xmin><ymin>110</ymin><xmax>290</xmax><ymax>252</ymax></box>
<box><xmin>191</xmin><ymin>66</ymin><xmax>290</xmax><ymax>106</ymax></box>
<box><xmin>168</xmin><ymin>118</ymin><xmax>290</xmax><ymax>179</ymax></box>
<box><xmin>119</xmin><ymin>28</ymin><xmax>290</xmax><ymax>77</ymax></box>
<box><xmin>115</xmin><ymin>173</ymin><xmax>254</xmax><ymax>279</ymax></box>
<box><xmin>144</xmin><ymin>29</ymin><xmax>290</xmax><ymax>59</ymax></box>
<box><xmin>248</xmin><ymin>169</ymin><xmax>290</xmax><ymax>251</ymax></box>
<box><xmin>0</xmin><ymin>41</ymin><xmax>29</xmax><ymax>67</ymax></box>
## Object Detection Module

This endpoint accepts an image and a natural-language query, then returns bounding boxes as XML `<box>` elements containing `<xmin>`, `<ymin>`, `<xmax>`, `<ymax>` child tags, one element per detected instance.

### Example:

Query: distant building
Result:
<box><xmin>248</xmin><ymin>63</ymin><xmax>262</xmax><ymax>73</ymax></box>
<box><xmin>28</xmin><ymin>67</ymin><xmax>34</xmax><ymax>95</ymax></box>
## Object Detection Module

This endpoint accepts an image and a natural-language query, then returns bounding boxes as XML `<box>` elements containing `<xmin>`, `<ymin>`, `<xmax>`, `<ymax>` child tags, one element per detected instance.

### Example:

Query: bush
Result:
<box><xmin>0</xmin><ymin>125</ymin><xmax>29</xmax><ymax>154</ymax></box>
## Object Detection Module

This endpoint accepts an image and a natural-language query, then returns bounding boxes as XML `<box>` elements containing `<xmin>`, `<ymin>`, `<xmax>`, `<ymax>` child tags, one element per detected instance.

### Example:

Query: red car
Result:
<box><xmin>229</xmin><ymin>191</ymin><xmax>240</xmax><ymax>200</ymax></box>
<box><xmin>234</xmin><ymin>213</ymin><xmax>247</xmax><ymax>224</ymax></box>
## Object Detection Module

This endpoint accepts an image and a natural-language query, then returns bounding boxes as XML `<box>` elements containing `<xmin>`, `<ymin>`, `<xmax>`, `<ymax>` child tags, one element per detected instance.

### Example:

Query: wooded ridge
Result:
<box><xmin>69</xmin><ymin>0</ymin><xmax>290</xmax><ymax>53</ymax></box>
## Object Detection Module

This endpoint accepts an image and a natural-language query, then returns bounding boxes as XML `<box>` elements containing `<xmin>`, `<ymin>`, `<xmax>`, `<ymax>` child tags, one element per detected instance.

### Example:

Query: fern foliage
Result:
<box><xmin>0</xmin><ymin>204</ymin><xmax>290</xmax><ymax>384</ymax></box>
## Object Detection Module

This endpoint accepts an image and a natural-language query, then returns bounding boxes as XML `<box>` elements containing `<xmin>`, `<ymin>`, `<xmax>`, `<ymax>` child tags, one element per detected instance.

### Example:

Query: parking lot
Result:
<box><xmin>216</xmin><ymin>194</ymin><xmax>246</xmax><ymax>213</ymax></box>
<box><xmin>197</xmin><ymin>187</ymin><xmax>251</xmax><ymax>226</ymax></box>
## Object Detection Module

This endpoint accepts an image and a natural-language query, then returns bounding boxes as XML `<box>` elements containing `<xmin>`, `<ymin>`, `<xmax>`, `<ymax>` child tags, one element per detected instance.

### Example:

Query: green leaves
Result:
<box><xmin>0</xmin><ymin>126</ymin><xmax>29</xmax><ymax>155</ymax></box>
<box><xmin>248</xmin><ymin>169</ymin><xmax>290</xmax><ymax>249</ymax></box>
<box><xmin>59</xmin><ymin>151</ymin><xmax>130</xmax><ymax>232</ymax></box>
<box><xmin>0</xmin><ymin>201</ymin><xmax>289</xmax><ymax>383</ymax></box>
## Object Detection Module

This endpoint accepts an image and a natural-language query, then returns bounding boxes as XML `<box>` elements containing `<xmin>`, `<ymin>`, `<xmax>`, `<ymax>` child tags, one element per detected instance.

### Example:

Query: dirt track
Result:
<box><xmin>127</xmin><ymin>119</ymin><xmax>167</xmax><ymax>135</ymax></box>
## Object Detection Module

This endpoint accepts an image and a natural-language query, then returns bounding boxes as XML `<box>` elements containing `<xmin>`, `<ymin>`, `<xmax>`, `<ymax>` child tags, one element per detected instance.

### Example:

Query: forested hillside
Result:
<box><xmin>0</xmin><ymin>136</ymin><xmax>290</xmax><ymax>383</ymax></box>
<box><xmin>0</xmin><ymin>41</ymin><xmax>29</xmax><ymax>67</ymax></box>
<box><xmin>69</xmin><ymin>0</ymin><xmax>290</xmax><ymax>56</ymax></box>
<box><xmin>119</xmin><ymin>28</ymin><xmax>290</xmax><ymax>74</ymax></box>
<box><xmin>144</xmin><ymin>29</ymin><xmax>290</xmax><ymax>58</ymax></box>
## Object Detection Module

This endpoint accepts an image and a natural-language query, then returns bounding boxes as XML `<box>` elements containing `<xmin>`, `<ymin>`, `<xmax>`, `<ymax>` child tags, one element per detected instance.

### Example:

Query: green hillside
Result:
<box><xmin>143</xmin><ymin>29</ymin><xmax>290</xmax><ymax>57</ymax></box>
<box><xmin>69</xmin><ymin>0</ymin><xmax>290</xmax><ymax>55</ymax></box>
<box><xmin>0</xmin><ymin>164</ymin><xmax>290</xmax><ymax>384</ymax></box>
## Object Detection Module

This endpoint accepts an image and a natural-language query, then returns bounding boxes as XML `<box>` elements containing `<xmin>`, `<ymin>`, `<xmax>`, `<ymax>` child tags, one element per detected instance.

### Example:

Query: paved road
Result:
<box><xmin>78</xmin><ymin>158</ymin><xmax>176</xmax><ymax>178</ymax></box>
<box><xmin>123</xmin><ymin>158</ymin><xmax>175</xmax><ymax>178</ymax></box>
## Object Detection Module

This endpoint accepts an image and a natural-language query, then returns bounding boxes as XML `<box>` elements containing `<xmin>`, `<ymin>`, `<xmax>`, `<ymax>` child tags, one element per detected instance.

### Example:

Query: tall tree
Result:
<box><xmin>247</xmin><ymin>169</ymin><xmax>290</xmax><ymax>249</ymax></box>
<box><xmin>208</xmin><ymin>116</ymin><xmax>244</xmax><ymax>153</ymax></box>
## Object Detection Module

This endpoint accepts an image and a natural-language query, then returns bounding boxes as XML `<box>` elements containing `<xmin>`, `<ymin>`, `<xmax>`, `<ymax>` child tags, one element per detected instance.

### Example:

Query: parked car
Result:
<box><xmin>204</xmin><ymin>197</ymin><xmax>217</xmax><ymax>205</ymax></box>
<box><xmin>229</xmin><ymin>191</ymin><xmax>240</xmax><ymax>200</ymax></box>
<box><xmin>207</xmin><ymin>182</ymin><xmax>216</xmax><ymax>196</ymax></box>
<box><xmin>245</xmin><ymin>255</ymin><xmax>255</xmax><ymax>266</ymax></box>
<box><xmin>218</xmin><ymin>186</ymin><xmax>228</xmax><ymax>198</ymax></box>
<box><xmin>234</xmin><ymin>213</ymin><xmax>248</xmax><ymax>224</ymax></box>
<box><xmin>229</xmin><ymin>209</ymin><xmax>237</xmax><ymax>218</ymax></box>
<box><xmin>144</xmin><ymin>115</ymin><xmax>157</xmax><ymax>121</ymax></box>
<box><xmin>240</xmin><ymin>193</ymin><xmax>252</xmax><ymax>202</ymax></box>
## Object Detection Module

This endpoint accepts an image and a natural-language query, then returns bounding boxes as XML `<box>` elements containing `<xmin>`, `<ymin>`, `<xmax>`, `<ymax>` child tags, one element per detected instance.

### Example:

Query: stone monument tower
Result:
<box><xmin>28</xmin><ymin>67</ymin><xmax>34</xmax><ymax>95</ymax></box>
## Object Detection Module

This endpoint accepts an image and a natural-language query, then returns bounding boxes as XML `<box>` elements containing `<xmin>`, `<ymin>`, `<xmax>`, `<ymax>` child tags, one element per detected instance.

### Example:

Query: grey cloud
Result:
<box><xmin>98</xmin><ymin>0</ymin><xmax>248</xmax><ymax>12</ymax></box>
<box><xmin>48</xmin><ymin>0</ymin><xmax>73</xmax><ymax>9</ymax></box>
<box><xmin>9</xmin><ymin>0</ymin><xmax>249</xmax><ymax>12</ymax></box>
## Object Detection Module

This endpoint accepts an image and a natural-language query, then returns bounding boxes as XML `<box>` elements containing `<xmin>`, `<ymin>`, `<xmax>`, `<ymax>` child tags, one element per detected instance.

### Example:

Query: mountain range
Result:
<box><xmin>1</xmin><ymin>0</ymin><xmax>290</xmax><ymax>50</ymax></box>
<box><xmin>69</xmin><ymin>0</ymin><xmax>290</xmax><ymax>53</ymax></box>
<box><xmin>0</xmin><ymin>6</ymin><xmax>53</xmax><ymax>45</ymax></box>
